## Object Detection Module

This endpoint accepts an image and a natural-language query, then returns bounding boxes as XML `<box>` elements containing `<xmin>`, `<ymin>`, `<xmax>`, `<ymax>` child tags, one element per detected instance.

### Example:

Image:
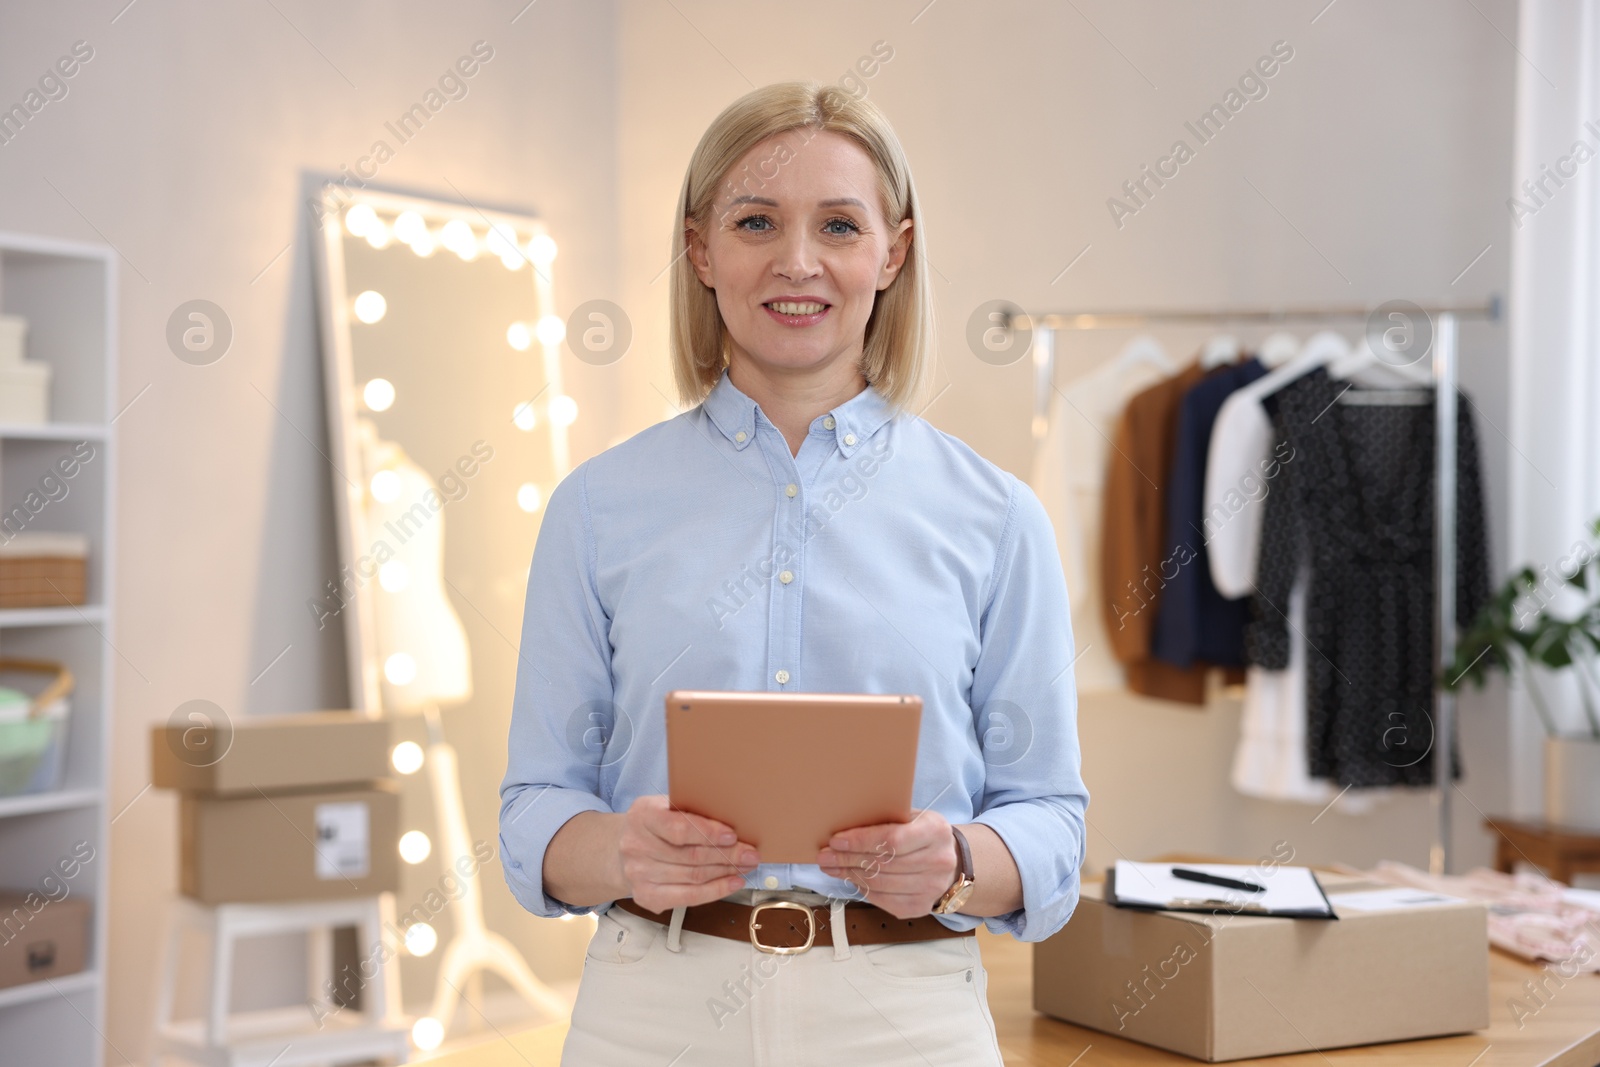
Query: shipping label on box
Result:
<box><xmin>313</xmin><ymin>801</ymin><xmax>371</xmax><ymax>880</ymax></box>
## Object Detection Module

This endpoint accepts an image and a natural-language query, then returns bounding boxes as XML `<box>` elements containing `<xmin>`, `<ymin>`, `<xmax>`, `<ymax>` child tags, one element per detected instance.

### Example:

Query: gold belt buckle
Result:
<box><xmin>749</xmin><ymin>900</ymin><xmax>815</xmax><ymax>955</ymax></box>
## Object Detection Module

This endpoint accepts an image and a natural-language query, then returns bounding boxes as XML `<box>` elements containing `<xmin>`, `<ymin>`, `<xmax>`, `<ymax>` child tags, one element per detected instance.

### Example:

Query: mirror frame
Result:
<box><xmin>311</xmin><ymin>184</ymin><xmax>567</xmax><ymax>713</ymax></box>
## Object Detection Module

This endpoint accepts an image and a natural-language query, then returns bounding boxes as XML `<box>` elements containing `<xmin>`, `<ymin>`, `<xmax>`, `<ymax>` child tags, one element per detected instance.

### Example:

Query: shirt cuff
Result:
<box><xmin>969</xmin><ymin>800</ymin><xmax>1085</xmax><ymax>942</ymax></box>
<box><xmin>499</xmin><ymin>785</ymin><xmax>615</xmax><ymax>918</ymax></box>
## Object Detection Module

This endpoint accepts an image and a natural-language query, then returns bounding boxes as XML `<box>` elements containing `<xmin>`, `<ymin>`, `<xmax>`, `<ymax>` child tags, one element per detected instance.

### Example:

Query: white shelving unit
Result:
<box><xmin>0</xmin><ymin>232</ymin><xmax>116</xmax><ymax>1067</ymax></box>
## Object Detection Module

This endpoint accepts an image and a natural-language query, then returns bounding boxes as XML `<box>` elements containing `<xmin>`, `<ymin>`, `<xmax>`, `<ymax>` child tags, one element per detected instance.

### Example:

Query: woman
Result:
<box><xmin>500</xmin><ymin>81</ymin><xmax>1089</xmax><ymax>1065</ymax></box>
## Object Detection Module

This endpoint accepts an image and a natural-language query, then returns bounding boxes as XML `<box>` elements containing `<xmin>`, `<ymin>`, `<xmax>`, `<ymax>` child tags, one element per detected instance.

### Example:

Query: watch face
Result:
<box><xmin>940</xmin><ymin>881</ymin><xmax>976</xmax><ymax>914</ymax></box>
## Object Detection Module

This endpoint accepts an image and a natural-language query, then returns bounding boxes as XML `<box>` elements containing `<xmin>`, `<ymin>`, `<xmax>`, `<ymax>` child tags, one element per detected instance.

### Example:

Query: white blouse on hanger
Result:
<box><xmin>1204</xmin><ymin>388</ymin><xmax>1276</xmax><ymax>598</ymax></box>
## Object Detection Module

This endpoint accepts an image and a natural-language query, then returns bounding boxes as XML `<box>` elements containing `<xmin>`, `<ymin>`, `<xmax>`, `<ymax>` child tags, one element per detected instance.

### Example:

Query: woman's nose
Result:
<box><xmin>772</xmin><ymin>230</ymin><xmax>823</xmax><ymax>280</ymax></box>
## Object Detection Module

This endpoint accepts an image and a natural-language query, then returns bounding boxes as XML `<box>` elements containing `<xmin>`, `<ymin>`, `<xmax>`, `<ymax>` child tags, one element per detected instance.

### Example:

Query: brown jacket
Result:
<box><xmin>1100</xmin><ymin>362</ymin><xmax>1243</xmax><ymax>704</ymax></box>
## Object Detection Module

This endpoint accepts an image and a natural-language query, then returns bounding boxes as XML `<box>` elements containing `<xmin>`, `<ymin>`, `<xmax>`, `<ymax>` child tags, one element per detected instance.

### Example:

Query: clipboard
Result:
<box><xmin>665</xmin><ymin>689</ymin><xmax>922</xmax><ymax>864</ymax></box>
<box><xmin>1105</xmin><ymin>860</ymin><xmax>1339</xmax><ymax>919</ymax></box>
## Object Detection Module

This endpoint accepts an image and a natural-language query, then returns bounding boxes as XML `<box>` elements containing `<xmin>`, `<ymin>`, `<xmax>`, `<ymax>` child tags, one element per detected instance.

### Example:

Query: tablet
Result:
<box><xmin>665</xmin><ymin>689</ymin><xmax>923</xmax><ymax>864</ymax></box>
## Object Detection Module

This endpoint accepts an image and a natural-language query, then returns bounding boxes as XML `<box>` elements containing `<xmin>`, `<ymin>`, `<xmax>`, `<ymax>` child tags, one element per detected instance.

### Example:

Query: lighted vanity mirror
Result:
<box><xmin>311</xmin><ymin>186</ymin><xmax>572</xmax><ymax>717</ymax></box>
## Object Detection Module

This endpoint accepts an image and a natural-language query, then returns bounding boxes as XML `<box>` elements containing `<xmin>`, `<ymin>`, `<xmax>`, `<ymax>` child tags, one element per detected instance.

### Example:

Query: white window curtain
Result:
<box><xmin>1508</xmin><ymin>0</ymin><xmax>1600</xmax><ymax>813</ymax></box>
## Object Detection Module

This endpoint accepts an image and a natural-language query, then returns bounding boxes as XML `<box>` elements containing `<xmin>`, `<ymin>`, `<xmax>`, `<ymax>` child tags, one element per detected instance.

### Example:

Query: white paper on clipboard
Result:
<box><xmin>1110</xmin><ymin>860</ymin><xmax>1334</xmax><ymax>917</ymax></box>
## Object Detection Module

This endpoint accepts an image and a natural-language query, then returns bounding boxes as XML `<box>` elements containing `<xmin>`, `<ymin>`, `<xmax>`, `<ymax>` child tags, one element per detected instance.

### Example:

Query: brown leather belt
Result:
<box><xmin>613</xmin><ymin>896</ymin><xmax>973</xmax><ymax>954</ymax></box>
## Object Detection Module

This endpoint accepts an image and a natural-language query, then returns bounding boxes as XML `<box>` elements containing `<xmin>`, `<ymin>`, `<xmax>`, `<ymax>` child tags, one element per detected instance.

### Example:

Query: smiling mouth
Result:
<box><xmin>764</xmin><ymin>300</ymin><xmax>830</xmax><ymax>316</ymax></box>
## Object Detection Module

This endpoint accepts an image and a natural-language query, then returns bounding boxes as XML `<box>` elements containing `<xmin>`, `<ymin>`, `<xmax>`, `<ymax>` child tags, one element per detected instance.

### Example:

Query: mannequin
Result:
<box><xmin>356</xmin><ymin>417</ymin><xmax>567</xmax><ymax>1041</ymax></box>
<box><xmin>357</xmin><ymin>419</ymin><xmax>472</xmax><ymax>710</ymax></box>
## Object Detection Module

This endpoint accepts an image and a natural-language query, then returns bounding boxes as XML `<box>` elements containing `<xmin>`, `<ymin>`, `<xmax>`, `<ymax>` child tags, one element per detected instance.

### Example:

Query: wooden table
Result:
<box><xmin>424</xmin><ymin>932</ymin><xmax>1600</xmax><ymax>1067</ymax></box>
<box><xmin>1485</xmin><ymin>816</ymin><xmax>1600</xmax><ymax>886</ymax></box>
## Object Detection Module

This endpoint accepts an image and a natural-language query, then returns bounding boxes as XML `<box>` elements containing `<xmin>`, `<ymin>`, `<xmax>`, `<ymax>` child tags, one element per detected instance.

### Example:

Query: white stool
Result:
<box><xmin>149</xmin><ymin>894</ymin><xmax>410</xmax><ymax>1067</ymax></box>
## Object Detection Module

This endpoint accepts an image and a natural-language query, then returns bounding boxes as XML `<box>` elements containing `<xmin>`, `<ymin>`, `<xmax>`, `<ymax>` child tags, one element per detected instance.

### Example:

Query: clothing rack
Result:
<box><xmin>1010</xmin><ymin>299</ymin><xmax>1502</xmax><ymax>876</ymax></box>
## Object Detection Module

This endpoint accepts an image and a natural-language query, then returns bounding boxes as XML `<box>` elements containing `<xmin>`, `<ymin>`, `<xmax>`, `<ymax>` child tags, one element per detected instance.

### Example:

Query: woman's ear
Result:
<box><xmin>878</xmin><ymin>217</ymin><xmax>913</xmax><ymax>291</ymax></box>
<box><xmin>685</xmin><ymin>217</ymin><xmax>713</xmax><ymax>288</ymax></box>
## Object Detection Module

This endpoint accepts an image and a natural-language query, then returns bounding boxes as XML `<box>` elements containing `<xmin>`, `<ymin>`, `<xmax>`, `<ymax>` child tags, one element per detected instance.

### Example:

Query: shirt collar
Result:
<box><xmin>702</xmin><ymin>367</ymin><xmax>896</xmax><ymax>457</ymax></box>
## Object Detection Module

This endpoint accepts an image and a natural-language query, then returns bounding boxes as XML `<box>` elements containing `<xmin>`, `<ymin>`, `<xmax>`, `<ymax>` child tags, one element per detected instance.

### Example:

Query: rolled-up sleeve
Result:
<box><xmin>967</xmin><ymin>475</ymin><xmax>1090</xmax><ymax>942</ymax></box>
<box><xmin>499</xmin><ymin>461</ymin><xmax>616</xmax><ymax>918</ymax></box>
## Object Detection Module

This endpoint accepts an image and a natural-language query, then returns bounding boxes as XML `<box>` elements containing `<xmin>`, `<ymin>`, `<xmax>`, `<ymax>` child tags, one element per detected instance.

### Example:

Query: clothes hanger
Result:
<box><xmin>1234</xmin><ymin>329</ymin><xmax>1350</xmax><ymax>403</ymax></box>
<box><xmin>1258</xmin><ymin>331</ymin><xmax>1300</xmax><ymax>369</ymax></box>
<box><xmin>1327</xmin><ymin>335</ymin><xmax>1434</xmax><ymax>387</ymax></box>
<box><xmin>1201</xmin><ymin>333</ymin><xmax>1241</xmax><ymax>369</ymax></box>
<box><xmin>1113</xmin><ymin>334</ymin><xmax>1177</xmax><ymax>375</ymax></box>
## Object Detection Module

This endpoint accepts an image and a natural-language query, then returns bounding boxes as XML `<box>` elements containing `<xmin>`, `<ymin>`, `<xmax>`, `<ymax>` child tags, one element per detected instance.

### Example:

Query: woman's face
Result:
<box><xmin>687</xmin><ymin>128</ymin><xmax>913</xmax><ymax>381</ymax></box>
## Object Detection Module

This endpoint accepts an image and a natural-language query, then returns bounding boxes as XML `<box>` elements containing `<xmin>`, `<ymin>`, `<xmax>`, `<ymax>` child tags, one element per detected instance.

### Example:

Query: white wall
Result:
<box><xmin>612</xmin><ymin>0</ymin><xmax>1518</xmax><ymax>876</ymax></box>
<box><xmin>0</xmin><ymin>0</ymin><xmax>1525</xmax><ymax>1062</ymax></box>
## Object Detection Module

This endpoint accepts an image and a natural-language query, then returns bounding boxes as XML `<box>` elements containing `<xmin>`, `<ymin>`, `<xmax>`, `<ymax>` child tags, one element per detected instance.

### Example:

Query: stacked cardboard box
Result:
<box><xmin>150</xmin><ymin>712</ymin><xmax>399</xmax><ymax>905</ymax></box>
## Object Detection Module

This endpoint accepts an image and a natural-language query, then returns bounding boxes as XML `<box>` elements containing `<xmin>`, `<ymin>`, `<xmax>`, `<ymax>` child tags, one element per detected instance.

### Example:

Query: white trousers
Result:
<box><xmin>560</xmin><ymin>888</ymin><xmax>1006</xmax><ymax>1066</ymax></box>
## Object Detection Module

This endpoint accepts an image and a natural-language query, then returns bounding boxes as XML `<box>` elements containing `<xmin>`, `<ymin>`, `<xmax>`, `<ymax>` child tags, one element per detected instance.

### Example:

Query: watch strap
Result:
<box><xmin>951</xmin><ymin>825</ymin><xmax>974</xmax><ymax>881</ymax></box>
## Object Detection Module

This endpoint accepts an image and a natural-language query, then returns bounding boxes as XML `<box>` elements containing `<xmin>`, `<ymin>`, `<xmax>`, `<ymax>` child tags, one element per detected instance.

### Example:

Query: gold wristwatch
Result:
<box><xmin>932</xmin><ymin>826</ymin><xmax>976</xmax><ymax>915</ymax></box>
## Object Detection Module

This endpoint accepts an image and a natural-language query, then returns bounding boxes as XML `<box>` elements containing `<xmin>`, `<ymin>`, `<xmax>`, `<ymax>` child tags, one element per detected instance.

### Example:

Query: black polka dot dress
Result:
<box><xmin>1243</xmin><ymin>372</ymin><xmax>1490</xmax><ymax>788</ymax></box>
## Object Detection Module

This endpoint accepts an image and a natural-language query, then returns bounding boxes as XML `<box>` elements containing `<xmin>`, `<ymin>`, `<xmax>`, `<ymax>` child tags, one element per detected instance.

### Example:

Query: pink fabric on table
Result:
<box><xmin>1354</xmin><ymin>860</ymin><xmax>1600</xmax><ymax>971</ymax></box>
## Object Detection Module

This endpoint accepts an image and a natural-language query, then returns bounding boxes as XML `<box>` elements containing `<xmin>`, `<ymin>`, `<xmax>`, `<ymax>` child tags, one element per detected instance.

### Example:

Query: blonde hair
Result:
<box><xmin>669</xmin><ymin>81</ymin><xmax>935</xmax><ymax>413</ymax></box>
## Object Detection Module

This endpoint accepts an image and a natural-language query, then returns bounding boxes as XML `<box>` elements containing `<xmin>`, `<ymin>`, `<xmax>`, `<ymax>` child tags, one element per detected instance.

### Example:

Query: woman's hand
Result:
<box><xmin>614</xmin><ymin>794</ymin><xmax>760</xmax><ymax>913</ymax></box>
<box><xmin>817</xmin><ymin>809</ymin><xmax>959</xmax><ymax>919</ymax></box>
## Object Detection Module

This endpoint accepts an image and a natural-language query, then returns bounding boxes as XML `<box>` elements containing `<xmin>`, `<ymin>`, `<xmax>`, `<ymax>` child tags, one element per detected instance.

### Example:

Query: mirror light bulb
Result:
<box><xmin>363</xmin><ymin>378</ymin><xmax>395</xmax><ymax>412</ymax></box>
<box><xmin>486</xmin><ymin>222</ymin><xmax>520</xmax><ymax>259</ymax></box>
<box><xmin>404</xmin><ymin>921</ymin><xmax>438</xmax><ymax>957</ymax></box>
<box><xmin>506</xmin><ymin>322</ymin><xmax>533</xmax><ymax>351</ymax></box>
<box><xmin>529</xmin><ymin>233</ymin><xmax>558</xmax><ymax>267</ymax></box>
<box><xmin>378</xmin><ymin>559</ymin><xmax>410</xmax><ymax>592</ymax></box>
<box><xmin>535</xmin><ymin>315</ymin><xmax>566</xmax><ymax>346</ymax></box>
<box><xmin>549</xmin><ymin>394</ymin><xmax>579</xmax><ymax>427</ymax></box>
<box><xmin>393</xmin><ymin>210</ymin><xmax>426</xmax><ymax>245</ymax></box>
<box><xmin>399</xmin><ymin>830</ymin><xmax>432</xmax><ymax>864</ymax></box>
<box><xmin>385</xmin><ymin>652</ymin><xmax>417</xmax><ymax>685</ymax></box>
<box><xmin>391</xmin><ymin>740</ymin><xmax>424</xmax><ymax>775</ymax></box>
<box><xmin>345</xmin><ymin>203</ymin><xmax>378</xmax><ymax>237</ymax></box>
<box><xmin>517</xmin><ymin>483</ymin><xmax>543</xmax><ymax>513</ymax></box>
<box><xmin>370</xmin><ymin>469</ymin><xmax>402</xmax><ymax>503</ymax></box>
<box><xmin>412</xmin><ymin>1017</ymin><xmax>444</xmax><ymax>1051</ymax></box>
<box><xmin>441</xmin><ymin>219</ymin><xmax>476</xmax><ymax>260</ymax></box>
<box><xmin>512</xmin><ymin>401</ymin><xmax>538</xmax><ymax>431</ymax></box>
<box><xmin>364</xmin><ymin>221</ymin><xmax>393</xmax><ymax>250</ymax></box>
<box><xmin>353</xmin><ymin>290</ymin><xmax>387</xmax><ymax>325</ymax></box>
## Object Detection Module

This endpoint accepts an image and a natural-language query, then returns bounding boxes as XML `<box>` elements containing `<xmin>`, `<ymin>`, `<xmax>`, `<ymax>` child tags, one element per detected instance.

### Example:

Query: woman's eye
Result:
<box><xmin>736</xmin><ymin>214</ymin><xmax>772</xmax><ymax>231</ymax></box>
<box><xmin>824</xmin><ymin>217</ymin><xmax>860</xmax><ymax>236</ymax></box>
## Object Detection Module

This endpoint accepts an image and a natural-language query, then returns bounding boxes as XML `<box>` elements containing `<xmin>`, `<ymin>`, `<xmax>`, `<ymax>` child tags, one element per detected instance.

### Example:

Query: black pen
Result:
<box><xmin>1171</xmin><ymin>867</ymin><xmax>1265</xmax><ymax>893</ymax></box>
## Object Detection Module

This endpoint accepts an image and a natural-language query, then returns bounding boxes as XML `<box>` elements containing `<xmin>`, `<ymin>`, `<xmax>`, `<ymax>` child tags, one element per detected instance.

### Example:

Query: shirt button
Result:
<box><xmin>763</xmin><ymin>875</ymin><xmax>779</xmax><ymax>889</ymax></box>
<box><xmin>775</xmin><ymin>669</ymin><xmax>790</xmax><ymax>684</ymax></box>
<box><xmin>779</xmin><ymin>570</ymin><xmax>794</xmax><ymax>584</ymax></box>
<box><xmin>843</xmin><ymin>433</ymin><xmax>857</xmax><ymax>446</ymax></box>
<box><xmin>785</xmin><ymin>483</ymin><xmax>798</xmax><ymax>498</ymax></box>
<box><xmin>822</xmin><ymin>416</ymin><xmax>836</xmax><ymax>430</ymax></box>
<box><xmin>734</xmin><ymin>430</ymin><xmax>747</xmax><ymax>443</ymax></box>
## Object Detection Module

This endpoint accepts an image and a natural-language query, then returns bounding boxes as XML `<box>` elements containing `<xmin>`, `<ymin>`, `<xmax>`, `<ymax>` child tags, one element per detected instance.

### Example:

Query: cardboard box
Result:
<box><xmin>179</xmin><ymin>783</ymin><xmax>400</xmax><ymax>904</ymax></box>
<box><xmin>0</xmin><ymin>894</ymin><xmax>91</xmax><ymax>989</ymax></box>
<box><xmin>1033</xmin><ymin>874</ymin><xmax>1490</xmax><ymax>1061</ymax></box>
<box><xmin>152</xmin><ymin>711</ymin><xmax>391</xmax><ymax>796</ymax></box>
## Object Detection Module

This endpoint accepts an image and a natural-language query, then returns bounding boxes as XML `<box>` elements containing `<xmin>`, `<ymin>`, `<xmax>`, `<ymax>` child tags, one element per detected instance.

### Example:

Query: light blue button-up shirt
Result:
<box><xmin>498</xmin><ymin>367</ymin><xmax>1089</xmax><ymax>941</ymax></box>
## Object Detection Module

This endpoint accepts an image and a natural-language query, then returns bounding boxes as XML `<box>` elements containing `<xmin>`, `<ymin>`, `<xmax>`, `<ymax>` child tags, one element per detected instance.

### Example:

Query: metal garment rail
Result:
<box><xmin>1009</xmin><ymin>299</ymin><xmax>1502</xmax><ymax>875</ymax></box>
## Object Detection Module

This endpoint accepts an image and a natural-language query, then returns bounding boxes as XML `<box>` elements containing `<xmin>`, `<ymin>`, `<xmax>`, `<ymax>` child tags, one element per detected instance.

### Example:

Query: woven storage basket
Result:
<box><xmin>0</xmin><ymin>657</ymin><xmax>74</xmax><ymax>797</ymax></box>
<box><xmin>0</xmin><ymin>532</ymin><xmax>88</xmax><ymax>608</ymax></box>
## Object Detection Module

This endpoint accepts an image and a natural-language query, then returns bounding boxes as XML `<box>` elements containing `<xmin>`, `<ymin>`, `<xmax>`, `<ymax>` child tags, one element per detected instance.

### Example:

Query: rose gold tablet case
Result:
<box><xmin>665</xmin><ymin>690</ymin><xmax>923</xmax><ymax>864</ymax></box>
